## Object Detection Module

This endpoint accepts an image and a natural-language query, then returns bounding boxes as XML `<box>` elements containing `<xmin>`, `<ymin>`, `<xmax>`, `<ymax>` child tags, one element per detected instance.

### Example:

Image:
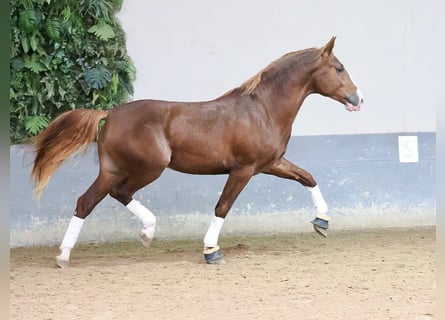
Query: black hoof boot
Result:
<box><xmin>204</xmin><ymin>247</ymin><xmax>225</xmax><ymax>265</ymax></box>
<box><xmin>311</xmin><ymin>217</ymin><xmax>329</xmax><ymax>237</ymax></box>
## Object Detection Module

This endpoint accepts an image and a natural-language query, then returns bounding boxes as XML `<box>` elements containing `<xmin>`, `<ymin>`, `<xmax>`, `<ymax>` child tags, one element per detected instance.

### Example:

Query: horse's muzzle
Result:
<box><xmin>345</xmin><ymin>93</ymin><xmax>364</xmax><ymax>112</ymax></box>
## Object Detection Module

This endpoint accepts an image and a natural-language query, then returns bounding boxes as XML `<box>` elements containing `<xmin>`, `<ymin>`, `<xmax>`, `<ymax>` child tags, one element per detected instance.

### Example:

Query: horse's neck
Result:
<box><xmin>259</xmin><ymin>77</ymin><xmax>313</xmax><ymax>131</ymax></box>
<box><xmin>255</xmin><ymin>51</ymin><xmax>319</xmax><ymax>129</ymax></box>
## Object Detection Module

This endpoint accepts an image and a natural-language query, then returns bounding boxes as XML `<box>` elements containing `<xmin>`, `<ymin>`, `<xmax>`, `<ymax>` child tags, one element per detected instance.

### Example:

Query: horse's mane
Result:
<box><xmin>221</xmin><ymin>47</ymin><xmax>321</xmax><ymax>97</ymax></box>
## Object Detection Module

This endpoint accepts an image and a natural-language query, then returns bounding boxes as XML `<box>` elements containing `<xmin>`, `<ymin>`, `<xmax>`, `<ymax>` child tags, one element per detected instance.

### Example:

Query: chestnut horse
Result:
<box><xmin>31</xmin><ymin>37</ymin><xmax>363</xmax><ymax>267</ymax></box>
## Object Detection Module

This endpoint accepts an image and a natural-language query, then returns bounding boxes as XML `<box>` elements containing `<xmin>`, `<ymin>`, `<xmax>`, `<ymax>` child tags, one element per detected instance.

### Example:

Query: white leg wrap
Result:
<box><xmin>203</xmin><ymin>216</ymin><xmax>225</xmax><ymax>248</ymax></box>
<box><xmin>60</xmin><ymin>216</ymin><xmax>85</xmax><ymax>250</ymax></box>
<box><xmin>307</xmin><ymin>185</ymin><xmax>329</xmax><ymax>219</ymax></box>
<box><xmin>126</xmin><ymin>199</ymin><xmax>156</xmax><ymax>227</ymax></box>
<box><xmin>57</xmin><ymin>216</ymin><xmax>85</xmax><ymax>263</ymax></box>
<box><xmin>127</xmin><ymin>199</ymin><xmax>156</xmax><ymax>247</ymax></box>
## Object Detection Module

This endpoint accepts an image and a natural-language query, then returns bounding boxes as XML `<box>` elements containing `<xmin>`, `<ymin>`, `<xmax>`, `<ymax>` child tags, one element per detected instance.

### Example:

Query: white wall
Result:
<box><xmin>116</xmin><ymin>0</ymin><xmax>439</xmax><ymax>135</ymax></box>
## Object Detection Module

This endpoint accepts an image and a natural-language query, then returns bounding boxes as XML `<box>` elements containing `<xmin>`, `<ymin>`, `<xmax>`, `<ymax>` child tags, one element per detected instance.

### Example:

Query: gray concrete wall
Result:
<box><xmin>10</xmin><ymin>132</ymin><xmax>435</xmax><ymax>247</ymax></box>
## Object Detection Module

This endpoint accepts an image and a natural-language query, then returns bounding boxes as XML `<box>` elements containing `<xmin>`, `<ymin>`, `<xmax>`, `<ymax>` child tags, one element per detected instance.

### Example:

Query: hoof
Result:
<box><xmin>55</xmin><ymin>255</ymin><xmax>69</xmax><ymax>268</ymax></box>
<box><xmin>139</xmin><ymin>234</ymin><xmax>153</xmax><ymax>248</ymax></box>
<box><xmin>311</xmin><ymin>217</ymin><xmax>329</xmax><ymax>238</ymax></box>
<box><xmin>312</xmin><ymin>224</ymin><xmax>328</xmax><ymax>237</ymax></box>
<box><xmin>139</xmin><ymin>228</ymin><xmax>154</xmax><ymax>248</ymax></box>
<box><xmin>204</xmin><ymin>247</ymin><xmax>225</xmax><ymax>265</ymax></box>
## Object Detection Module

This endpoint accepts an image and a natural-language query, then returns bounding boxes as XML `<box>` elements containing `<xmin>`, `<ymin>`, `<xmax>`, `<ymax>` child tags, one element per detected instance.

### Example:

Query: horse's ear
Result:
<box><xmin>321</xmin><ymin>36</ymin><xmax>336</xmax><ymax>58</ymax></box>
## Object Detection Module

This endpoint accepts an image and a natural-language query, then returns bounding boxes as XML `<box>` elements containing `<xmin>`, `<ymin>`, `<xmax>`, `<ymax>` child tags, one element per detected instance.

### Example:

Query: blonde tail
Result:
<box><xmin>31</xmin><ymin>109</ymin><xmax>108</xmax><ymax>198</ymax></box>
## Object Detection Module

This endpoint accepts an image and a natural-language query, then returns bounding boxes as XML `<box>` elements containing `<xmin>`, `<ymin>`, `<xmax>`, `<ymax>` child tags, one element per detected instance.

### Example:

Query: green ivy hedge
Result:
<box><xmin>10</xmin><ymin>0</ymin><xmax>136</xmax><ymax>144</ymax></box>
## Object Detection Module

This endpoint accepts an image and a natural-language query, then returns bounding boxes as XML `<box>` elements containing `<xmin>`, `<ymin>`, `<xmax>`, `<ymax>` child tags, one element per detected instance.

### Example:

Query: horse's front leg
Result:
<box><xmin>203</xmin><ymin>167</ymin><xmax>255</xmax><ymax>264</ymax></box>
<box><xmin>263</xmin><ymin>157</ymin><xmax>330</xmax><ymax>237</ymax></box>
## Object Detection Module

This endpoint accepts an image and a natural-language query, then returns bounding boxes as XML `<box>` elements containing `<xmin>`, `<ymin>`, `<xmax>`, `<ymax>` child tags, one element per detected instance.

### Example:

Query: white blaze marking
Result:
<box><xmin>348</xmin><ymin>72</ymin><xmax>364</xmax><ymax>104</ymax></box>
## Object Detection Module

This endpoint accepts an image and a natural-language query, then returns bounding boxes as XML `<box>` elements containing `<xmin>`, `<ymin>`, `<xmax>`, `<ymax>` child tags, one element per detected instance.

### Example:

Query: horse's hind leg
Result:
<box><xmin>109</xmin><ymin>168</ymin><xmax>166</xmax><ymax>248</ymax></box>
<box><xmin>56</xmin><ymin>166</ymin><xmax>164</xmax><ymax>267</ymax></box>
<box><xmin>263</xmin><ymin>157</ymin><xmax>330</xmax><ymax>237</ymax></box>
<box><xmin>56</xmin><ymin>171</ymin><xmax>116</xmax><ymax>268</ymax></box>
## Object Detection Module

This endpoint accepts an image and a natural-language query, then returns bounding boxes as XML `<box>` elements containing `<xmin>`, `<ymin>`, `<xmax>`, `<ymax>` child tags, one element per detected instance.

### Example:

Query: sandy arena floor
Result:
<box><xmin>10</xmin><ymin>227</ymin><xmax>435</xmax><ymax>320</ymax></box>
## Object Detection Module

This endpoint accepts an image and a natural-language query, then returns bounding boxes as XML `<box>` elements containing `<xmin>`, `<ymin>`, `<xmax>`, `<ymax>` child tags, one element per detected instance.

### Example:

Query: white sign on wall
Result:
<box><xmin>398</xmin><ymin>136</ymin><xmax>419</xmax><ymax>163</ymax></box>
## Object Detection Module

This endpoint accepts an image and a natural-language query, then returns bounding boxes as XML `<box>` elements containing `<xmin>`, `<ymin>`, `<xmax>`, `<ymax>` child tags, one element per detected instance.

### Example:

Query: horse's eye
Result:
<box><xmin>336</xmin><ymin>65</ymin><xmax>345</xmax><ymax>73</ymax></box>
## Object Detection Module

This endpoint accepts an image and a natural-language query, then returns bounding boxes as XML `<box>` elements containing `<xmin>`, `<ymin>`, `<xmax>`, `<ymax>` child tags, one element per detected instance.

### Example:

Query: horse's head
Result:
<box><xmin>311</xmin><ymin>37</ymin><xmax>364</xmax><ymax>112</ymax></box>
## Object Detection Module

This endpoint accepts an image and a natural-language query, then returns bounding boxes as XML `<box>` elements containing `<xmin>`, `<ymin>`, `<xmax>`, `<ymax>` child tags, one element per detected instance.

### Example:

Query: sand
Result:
<box><xmin>10</xmin><ymin>227</ymin><xmax>435</xmax><ymax>320</ymax></box>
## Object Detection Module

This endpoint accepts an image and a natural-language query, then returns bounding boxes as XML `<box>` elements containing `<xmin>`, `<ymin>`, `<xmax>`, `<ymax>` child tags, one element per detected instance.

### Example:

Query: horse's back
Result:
<box><xmin>109</xmin><ymin>99</ymin><xmax>172</xmax><ymax>121</ymax></box>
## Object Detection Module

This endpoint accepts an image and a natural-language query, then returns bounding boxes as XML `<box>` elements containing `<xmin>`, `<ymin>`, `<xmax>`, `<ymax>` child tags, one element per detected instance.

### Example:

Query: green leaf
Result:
<box><xmin>88</xmin><ymin>22</ymin><xmax>115</xmax><ymax>41</ymax></box>
<box><xmin>92</xmin><ymin>91</ymin><xmax>101</xmax><ymax>105</ymax></box>
<box><xmin>24</xmin><ymin>59</ymin><xmax>46</xmax><ymax>73</ymax></box>
<box><xmin>19</xmin><ymin>9</ymin><xmax>37</xmax><ymax>33</ymax></box>
<box><xmin>81</xmin><ymin>0</ymin><xmax>113</xmax><ymax>20</ymax></box>
<box><xmin>54</xmin><ymin>101</ymin><xmax>63</xmax><ymax>109</ymax></box>
<box><xmin>84</xmin><ymin>66</ymin><xmax>111</xmax><ymax>89</ymax></box>
<box><xmin>79</xmin><ymin>79</ymin><xmax>90</xmax><ymax>95</ymax></box>
<box><xmin>11</xmin><ymin>58</ymin><xmax>24</xmax><ymax>71</ymax></box>
<box><xmin>40</xmin><ymin>77</ymin><xmax>55</xmax><ymax>99</ymax></box>
<box><xmin>24</xmin><ymin>115</ymin><xmax>50</xmax><ymax>135</ymax></box>
<box><xmin>19</xmin><ymin>0</ymin><xmax>33</xmax><ymax>10</ymax></box>
<box><xmin>10</xmin><ymin>0</ymin><xmax>136</xmax><ymax>143</ymax></box>
<box><xmin>46</xmin><ymin>19</ymin><xmax>61</xmax><ymax>41</ymax></box>
<box><xmin>58</xmin><ymin>85</ymin><xmax>67</xmax><ymax>100</ymax></box>
<box><xmin>111</xmin><ymin>73</ymin><xmax>119</xmax><ymax>94</ymax></box>
<box><xmin>21</xmin><ymin>36</ymin><xmax>30</xmax><ymax>54</ymax></box>
<box><xmin>29</xmin><ymin>34</ymin><xmax>39</xmax><ymax>51</ymax></box>
<box><xmin>61</xmin><ymin>6</ymin><xmax>71</xmax><ymax>21</ymax></box>
<box><xmin>10</xmin><ymin>88</ymin><xmax>17</xmax><ymax>100</ymax></box>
